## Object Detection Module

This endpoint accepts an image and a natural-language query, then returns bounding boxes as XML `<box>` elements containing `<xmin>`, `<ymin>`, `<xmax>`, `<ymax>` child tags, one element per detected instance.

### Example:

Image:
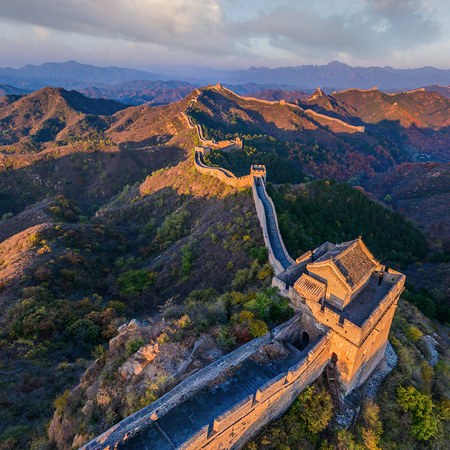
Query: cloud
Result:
<box><xmin>0</xmin><ymin>0</ymin><xmax>232</xmax><ymax>55</ymax></box>
<box><xmin>233</xmin><ymin>0</ymin><xmax>443</xmax><ymax>63</ymax></box>
<box><xmin>0</xmin><ymin>0</ymin><xmax>448</xmax><ymax>68</ymax></box>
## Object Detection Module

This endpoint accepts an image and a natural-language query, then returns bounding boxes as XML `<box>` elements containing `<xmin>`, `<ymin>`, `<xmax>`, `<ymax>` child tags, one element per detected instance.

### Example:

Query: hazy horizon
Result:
<box><xmin>2</xmin><ymin>59</ymin><xmax>450</xmax><ymax>73</ymax></box>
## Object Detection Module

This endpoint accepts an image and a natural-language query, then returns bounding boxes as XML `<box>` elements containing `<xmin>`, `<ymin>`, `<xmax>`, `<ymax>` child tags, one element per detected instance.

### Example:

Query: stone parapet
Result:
<box><xmin>194</xmin><ymin>150</ymin><xmax>254</xmax><ymax>188</ymax></box>
<box><xmin>82</xmin><ymin>333</ymin><xmax>272</xmax><ymax>449</ymax></box>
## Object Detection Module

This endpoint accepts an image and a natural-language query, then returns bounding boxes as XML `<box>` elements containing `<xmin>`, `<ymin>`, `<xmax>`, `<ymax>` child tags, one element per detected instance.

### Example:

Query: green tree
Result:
<box><xmin>118</xmin><ymin>269</ymin><xmax>156</xmax><ymax>296</ymax></box>
<box><xmin>291</xmin><ymin>386</ymin><xmax>334</xmax><ymax>435</ymax></box>
<box><xmin>396</xmin><ymin>385</ymin><xmax>439</xmax><ymax>441</ymax></box>
<box><xmin>66</xmin><ymin>319</ymin><xmax>100</xmax><ymax>344</ymax></box>
<box><xmin>249</xmin><ymin>319</ymin><xmax>268</xmax><ymax>338</ymax></box>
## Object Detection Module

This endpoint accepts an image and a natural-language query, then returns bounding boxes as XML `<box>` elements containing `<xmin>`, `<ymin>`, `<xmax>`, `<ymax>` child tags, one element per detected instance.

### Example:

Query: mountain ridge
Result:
<box><xmin>2</xmin><ymin>60</ymin><xmax>450</xmax><ymax>91</ymax></box>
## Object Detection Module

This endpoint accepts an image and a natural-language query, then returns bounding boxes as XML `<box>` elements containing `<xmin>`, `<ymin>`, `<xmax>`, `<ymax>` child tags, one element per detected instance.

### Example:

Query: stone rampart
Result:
<box><xmin>252</xmin><ymin>179</ymin><xmax>285</xmax><ymax>275</ymax></box>
<box><xmin>82</xmin><ymin>333</ymin><xmax>272</xmax><ymax>449</ymax></box>
<box><xmin>194</xmin><ymin>150</ymin><xmax>254</xmax><ymax>188</ymax></box>
<box><xmin>212</xmin><ymin>395</ymin><xmax>254</xmax><ymax>433</ymax></box>
<box><xmin>179</xmin><ymin>425</ymin><xmax>209</xmax><ymax>450</ymax></box>
<box><xmin>83</xmin><ymin>317</ymin><xmax>335</xmax><ymax>450</ymax></box>
<box><xmin>85</xmin><ymin>89</ymin><xmax>400</xmax><ymax>450</ymax></box>
<box><xmin>303</xmin><ymin>109</ymin><xmax>365</xmax><ymax>133</ymax></box>
<box><xmin>211</xmin><ymin>85</ymin><xmax>364</xmax><ymax>133</ymax></box>
<box><xmin>272</xmin><ymin>276</ymin><xmax>289</xmax><ymax>297</ymax></box>
<box><xmin>210</xmin><ymin>332</ymin><xmax>332</xmax><ymax>449</ymax></box>
<box><xmin>251</xmin><ymin>177</ymin><xmax>295</xmax><ymax>275</ymax></box>
<box><xmin>258</xmin><ymin>180</ymin><xmax>295</xmax><ymax>266</ymax></box>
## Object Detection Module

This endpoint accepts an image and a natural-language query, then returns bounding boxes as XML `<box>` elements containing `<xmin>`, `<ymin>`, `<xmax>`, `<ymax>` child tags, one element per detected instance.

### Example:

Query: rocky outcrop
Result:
<box><xmin>48</xmin><ymin>318</ymin><xmax>224</xmax><ymax>449</ymax></box>
<box><xmin>119</xmin><ymin>343</ymin><xmax>160</xmax><ymax>379</ymax></box>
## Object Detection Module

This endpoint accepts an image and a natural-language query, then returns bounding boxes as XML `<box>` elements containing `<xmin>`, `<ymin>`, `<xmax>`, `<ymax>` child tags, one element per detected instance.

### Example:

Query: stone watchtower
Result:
<box><xmin>234</xmin><ymin>136</ymin><xmax>243</xmax><ymax>149</ymax></box>
<box><xmin>288</xmin><ymin>238</ymin><xmax>405</xmax><ymax>394</ymax></box>
<box><xmin>250</xmin><ymin>164</ymin><xmax>267</xmax><ymax>182</ymax></box>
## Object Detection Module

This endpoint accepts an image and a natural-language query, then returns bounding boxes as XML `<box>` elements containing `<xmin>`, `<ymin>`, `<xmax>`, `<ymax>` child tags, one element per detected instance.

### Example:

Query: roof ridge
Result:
<box><xmin>335</xmin><ymin>239</ymin><xmax>359</xmax><ymax>261</ymax></box>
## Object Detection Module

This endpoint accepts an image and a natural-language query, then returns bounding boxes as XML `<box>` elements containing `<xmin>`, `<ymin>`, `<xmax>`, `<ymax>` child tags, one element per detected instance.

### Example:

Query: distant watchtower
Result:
<box><xmin>234</xmin><ymin>136</ymin><xmax>243</xmax><ymax>149</ymax></box>
<box><xmin>251</xmin><ymin>164</ymin><xmax>267</xmax><ymax>182</ymax></box>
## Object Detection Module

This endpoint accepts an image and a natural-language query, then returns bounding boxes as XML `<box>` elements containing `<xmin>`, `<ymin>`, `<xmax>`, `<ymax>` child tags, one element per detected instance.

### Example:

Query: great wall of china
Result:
<box><xmin>82</xmin><ymin>90</ymin><xmax>404</xmax><ymax>450</ymax></box>
<box><xmin>212</xmin><ymin>84</ymin><xmax>365</xmax><ymax>134</ymax></box>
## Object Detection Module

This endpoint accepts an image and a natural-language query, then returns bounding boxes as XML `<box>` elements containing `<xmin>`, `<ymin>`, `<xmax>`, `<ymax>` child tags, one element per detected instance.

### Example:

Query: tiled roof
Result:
<box><xmin>309</xmin><ymin>239</ymin><xmax>378</xmax><ymax>290</ymax></box>
<box><xmin>335</xmin><ymin>242</ymin><xmax>377</xmax><ymax>288</ymax></box>
<box><xmin>314</xmin><ymin>240</ymin><xmax>354</xmax><ymax>263</ymax></box>
<box><xmin>294</xmin><ymin>274</ymin><xmax>326</xmax><ymax>300</ymax></box>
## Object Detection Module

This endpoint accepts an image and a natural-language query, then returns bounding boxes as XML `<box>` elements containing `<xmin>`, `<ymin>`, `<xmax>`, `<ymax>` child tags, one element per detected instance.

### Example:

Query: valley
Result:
<box><xmin>0</xmin><ymin>82</ymin><xmax>448</xmax><ymax>450</ymax></box>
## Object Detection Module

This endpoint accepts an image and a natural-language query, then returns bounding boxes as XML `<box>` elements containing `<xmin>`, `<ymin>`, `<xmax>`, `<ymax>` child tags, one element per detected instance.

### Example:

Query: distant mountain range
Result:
<box><xmin>78</xmin><ymin>80</ymin><xmax>195</xmax><ymax>106</ymax></box>
<box><xmin>0</xmin><ymin>60</ymin><xmax>166</xmax><ymax>90</ymax></box>
<box><xmin>1</xmin><ymin>60</ymin><xmax>450</xmax><ymax>92</ymax></box>
<box><xmin>222</xmin><ymin>61</ymin><xmax>450</xmax><ymax>90</ymax></box>
<box><xmin>0</xmin><ymin>83</ymin><xmax>29</xmax><ymax>96</ymax></box>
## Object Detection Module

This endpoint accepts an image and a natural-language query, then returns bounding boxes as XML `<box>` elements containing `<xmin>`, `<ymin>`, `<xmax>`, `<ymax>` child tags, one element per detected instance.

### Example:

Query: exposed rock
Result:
<box><xmin>335</xmin><ymin>406</ymin><xmax>358</xmax><ymax>428</ymax></box>
<box><xmin>48</xmin><ymin>413</ymin><xmax>77</xmax><ymax>450</ymax></box>
<box><xmin>119</xmin><ymin>343</ymin><xmax>160</xmax><ymax>380</ymax></box>
<box><xmin>72</xmin><ymin>434</ymin><xmax>91</xmax><ymax>449</ymax></box>
<box><xmin>109</xmin><ymin>318</ymin><xmax>164</xmax><ymax>357</ymax></box>
<box><xmin>172</xmin><ymin>335</ymin><xmax>222</xmax><ymax>378</ymax></box>
<box><xmin>86</xmin><ymin>381</ymin><xmax>100</xmax><ymax>400</ymax></box>
<box><xmin>81</xmin><ymin>400</ymin><xmax>94</xmax><ymax>416</ymax></box>
<box><xmin>252</xmin><ymin>340</ymin><xmax>290</xmax><ymax>364</ymax></box>
<box><xmin>423</xmin><ymin>334</ymin><xmax>440</xmax><ymax>366</ymax></box>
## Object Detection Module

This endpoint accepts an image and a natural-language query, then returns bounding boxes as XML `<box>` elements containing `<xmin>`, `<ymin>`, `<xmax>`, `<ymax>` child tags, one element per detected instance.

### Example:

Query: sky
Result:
<box><xmin>0</xmin><ymin>0</ymin><xmax>449</xmax><ymax>70</ymax></box>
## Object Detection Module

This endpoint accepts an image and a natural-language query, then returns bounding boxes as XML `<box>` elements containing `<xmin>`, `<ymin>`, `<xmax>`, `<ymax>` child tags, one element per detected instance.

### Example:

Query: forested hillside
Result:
<box><xmin>0</xmin><ymin>85</ymin><xmax>448</xmax><ymax>449</ymax></box>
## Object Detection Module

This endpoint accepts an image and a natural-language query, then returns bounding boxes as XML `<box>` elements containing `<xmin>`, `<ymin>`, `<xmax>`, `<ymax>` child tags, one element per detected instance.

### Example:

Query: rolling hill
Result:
<box><xmin>0</xmin><ymin>87</ymin><xmax>126</xmax><ymax>150</ymax></box>
<box><xmin>0</xmin><ymin>81</ymin><xmax>448</xmax><ymax>449</ymax></box>
<box><xmin>79</xmin><ymin>80</ymin><xmax>195</xmax><ymax>106</ymax></box>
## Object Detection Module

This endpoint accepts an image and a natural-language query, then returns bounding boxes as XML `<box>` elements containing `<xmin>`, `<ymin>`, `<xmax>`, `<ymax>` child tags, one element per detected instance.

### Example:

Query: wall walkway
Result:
<box><xmin>83</xmin><ymin>317</ymin><xmax>331</xmax><ymax>450</ymax></box>
<box><xmin>186</xmin><ymin>98</ymin><xmax>294</xmax><ymax>274</ymax></box>
<box><xmin>252</xmin><ymin>177</ymin><xmax>295</xmax><ymax>274</ymax></box>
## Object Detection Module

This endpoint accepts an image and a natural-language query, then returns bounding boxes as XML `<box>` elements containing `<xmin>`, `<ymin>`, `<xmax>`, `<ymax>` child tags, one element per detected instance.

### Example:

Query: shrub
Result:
<box><xmin>396</xmin><ymin>385</ymin><xmax>439</xmax><ymax>441</ymax></box>
<box><xmin>107</xmin><ymin>300</ymin><xmax>126</xmax><ymax>314</ymax></box>
<box><xmin>157</xmin><ymin>332</ymin><xmax>170</xmax><ymax>344</ymax></box>
<box><xmin>250</xmin><ymin>246</ymin><xmax>268</xmax><ymax>264</ymax></box>
<box><xmin>66</xmin><ymin>319</ymin><xmax>100</xmax><ymax>344</ymax></box>
<box><xmin>176</xmin><ymin>314</ymin><xmax>192</xmax><ymax>329</ymax></box>
<box><xmin>53</xmin><ymin>389</ymin><xmax>71</xmax><ymax>415</ymax></box>
<box><xmin>246</xmin><ymin>384</ymin><xmax>334</xmax><ymax>448</ymax></box>
<box><xmin>249</xmin><ymin>319</ymin><xmax>268</xmax><ymax>337</ymax></box>
<box><xmin>180</xmin><ymin>245</ymin><xmax>194</xmax><ymax>279</ymax></box>
<box><xmin>125</xmin><ymin>338</ymin><xmax>144</xmax><ymax>356</ymax></box>
<box><xmin>215</xmin><ymin>325</ymin><xmax>236</xmax><ymax>349</ymax></box>
<box><xmin>118</xmin><ymin>269</ymin><xmax>156</xmax><ymax>296</ymax></box>
<box><xmin>92</xmin><ymin>344</ymin><xmax>108</xmax><ymax>360</ymax></box>
<box><xmin>154</xmin><ymin>210</ymin><xmax>190</xmax><ymax>250</ymax></box>
<box><xmin>294</xmin><ymin>386</ymin><xmax>334</xmax><ymax>435</ymax></box>
<box><xmin>27</xmin><ymin>233</ymin><xmax>40</xmax><ymax>247</ymax></box>
<box><xmin>405</xmin><ymin>325</ymin><xmax>423</xmax><ymax>342</ymax></box>
<box><xmin>137</xmin><ymin>375</ymin><xmax>168</xmax><ymax>409</ymax></box>
<box><xmin>37</xmin><ymin>244</ymin><xmax>52</xmax><ymax>255</ymax></box>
